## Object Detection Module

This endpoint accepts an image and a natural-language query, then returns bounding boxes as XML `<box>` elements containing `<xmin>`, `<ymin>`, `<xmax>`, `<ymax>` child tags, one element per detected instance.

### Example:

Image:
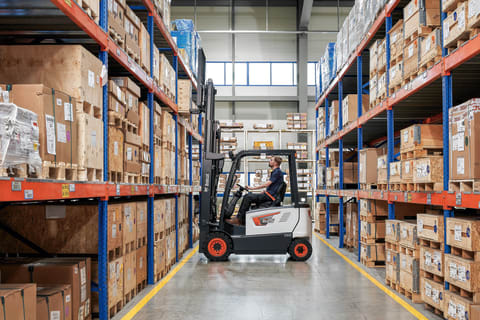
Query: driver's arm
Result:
<box><xmin>248</xmin><ymin>180</ymin><xmax>272</xmax><ymax>190</ymax></box>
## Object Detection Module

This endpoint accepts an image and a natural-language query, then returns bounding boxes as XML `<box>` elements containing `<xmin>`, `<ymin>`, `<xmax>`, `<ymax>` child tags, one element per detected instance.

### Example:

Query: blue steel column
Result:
<box><xmin>315</xmin><ymin>108</ymin><xmax>320</xmax><ymax>219</ymax></box>
<box><xmin>98</xmin><ymin>1</ymin><xmax>108</xmax><ymax>319</ymax></box>
<box><xmin>441</xmin><ymin>7</ymin><xmax>454</xmax><ymax>290</ymax></box>
<box><xmin>147</xmin><ymin>14</ymin><xmax>156</xmax><ymax>285</ymax></box>
<box><xmin>386</xmin><ymin>15</ymin><xmax>395</xmax><ymax>220</ymax></box>
<box><xmin>188</xmin><ymin>126</ymin><xmax>193</xmax><ymax>248</ymax></box>
<box><xmin>198</xmin><ymin>113</ymin><xmax>203</xmax><ymax>209</ymax></box>
<box><xmin>325</xmin><ymin>98</ymin><xmax>330</xmax><ymax>239</ymax></box>
<box><xmin>173</xmin><ymin>55</ymin><xmax>179</xmax><ymax>262</ymax></box>
<box><xmin>356</xmin><ymin>55</ymin><xmax>363</xmax><ymax>261</ymax></box>
<box><xmin>338</xmin><ymin>81</ymin><xmax>344</xmax><ymax>248</ymax></box>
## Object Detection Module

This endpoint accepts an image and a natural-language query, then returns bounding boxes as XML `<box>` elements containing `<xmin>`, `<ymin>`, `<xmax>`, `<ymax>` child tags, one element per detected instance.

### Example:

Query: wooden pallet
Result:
<box><xmin>78</xmin><ymin>167</ymin><xmax>103</xmax><ymax>182</ymax></box>
<box><xmin>400</xmin><ymin>147</ymin><xmax>443</xmax><ymax>160</ymax></box>
<box><xmin>155</xmin><ymin>270</ymin><xmax>165</xmax><ymax>283</ymax></box>
<box><xmin>108</xmin><ymin>245</ymin><xmax>123</xmax><ymax>262</ymax></box>
<box><xmin>41</xmin><ymin>161</ymin><xmax>78</xmax><ymax>180</ymax></box>
<box><xmin>126</xmin><ymin>46</ymin><xmax>140</xmax><ymax>64</ymax></box>
<box><xmin>360</xmin><ymin>183</ymin><xmax>377</xmax><ymax>190</ymax></box>
<box><xmin>388</xmin><ymin>83</ymin><xmax>402</xmax><ymax>96</ymax></box>
<box><xmin>451</xmin><ymin>245</ymin><xmax>480</xmax><ymax>261</ymax></box>
<box><xmin>77</xmin><ymin>100</ymin><xmax>102</xmax><ymax>119</ymax></box>
<box><xmin>137</xmin><ymin>236</ymin><xmax>147</xmax><ymax>249</ymax></box>
<box><xmin>76</xmin><ymin>0</ymin><xmax>99</xmax><ymax>23</ymax></box>
<box><xmin>361</xmin><ymin>258</ymin><xmax>385</xmax><ymax>268</ymax></box>
<box><xmin>124</xmin><ymin>288</ymin><xmax>136</xmax><ymax>306</ymax></box>
<box><xmin>141</xmin><ymin>175</ymin><xmax>149</xmax><ymax>184</ymax></box>
<box><xmin>448</xmin><ymin>282</ymin><xmax>480</xmax><ymax>304</ymax></box>
<box><xmin>123</xmin><ymin>119</ymin><xmax>138</xmax><ymax>135</ymax></box>
<box><xmin>154</xmin><ymin>135</ymin><xmax>162</xmax><ymax>145</ymax></box>
<box><xmin>400</xmin><ymin>245</ymin><xmax>420</xmax><ymax>258</ymax></box>
<box><xmin>419</xmin><ymin>53</ymin><xmax>442</xmax><ymax>73</ymax></box>
<box><xmin>377</xmin><ymin>183</ymin><xmax>389</xmax><ymax>191</ymax></box>
<box><xmin>390</xmin><ymin>53</ymin><xmax>403</xmax><ymax>66</ymax></box>
<box><xmin>398</xmin><ymin>285</ymin><xmax>423</xmax><ymax>303</ymax></box>
<box><xmin>385</xmin><ymin>241</ymin><xmax>399</xmax><ymax>252</ymax></box>
<box><xmin>109</xmin><ymin>170</ymin><xmax>123</xmax><ymax>183</ymax></box>
<box><xmin>413</xmin><ymin>182</ymin><xmax>443</xmax><ymax>192</ymax></box>
<box><xmin>423</xmin><ymin>302</ymin><xmax>444</xmax><ymax>317</ymax></box>
<box><xmin>361</xmin><ymin>236</ymin><xmax>385</xmax><ymax>245</ymax></box>
<box><xmin>360</xmin><ymin>214</ymin><xmax>388</xmax><ymax>223</ymax></box>
<box><xmin>108</xmin><ymin>111</ymin><xmax>124</xmax><ymax>128</ymax></box>
<box><xmin>108</xmin><ymin>26</ymin><xmax>125</xmax><ymax>47</ymax></box>
<box><xmin>421</xmin><ymin>269</ymin><xmax>444</xmax><ymax>284</ymax></box>
<box><xmin>109</xmin><ymin>300</ymin><xmax>123</xmax><ymax>319</ymax></box>
<box><xmin>386</xmin><ymin>278</ymin><xmax>400</xmax><ymax>291</ymax></box>
<box><xmin>124</xmin><ymin>172</ymin><xmax>141</xmax><ymax>184</ymax></box>
<box><xmin>124</xmin><ymin>240</ymin><xmax>136</xmax><ymax>255</ymax></box>
<box><xmin>419</xmin><ymin>238</ymin><xmax>443</xmax><ymax>250</ymax></box>
<box><xmin>136</xmin><ymin>279</ymin><xmax>147</xmax><ymax>295</ymax></box>
<box><xmin>449</xmin><ymin>179</ymin><xmax>480</xmax><ymax>193</ymax></box>
<box><xmin>404</xmin><ymin>30</ymin><xmax>419</xmax><ymax>46</ymax></box>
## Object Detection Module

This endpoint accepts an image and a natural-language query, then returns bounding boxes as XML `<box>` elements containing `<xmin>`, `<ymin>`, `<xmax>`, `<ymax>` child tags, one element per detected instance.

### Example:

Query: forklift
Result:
<box><xmin>195</xmin><ymin>79</ymin><xmax>312</xmax><ymax>262</ymax></box>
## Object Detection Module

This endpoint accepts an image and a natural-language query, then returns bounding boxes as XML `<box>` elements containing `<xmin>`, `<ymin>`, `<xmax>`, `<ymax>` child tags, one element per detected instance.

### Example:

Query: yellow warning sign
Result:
<box><xmin>62</xmin><ymin>184</ymin><xmax>70</xmax><ymax>198</ymax></box>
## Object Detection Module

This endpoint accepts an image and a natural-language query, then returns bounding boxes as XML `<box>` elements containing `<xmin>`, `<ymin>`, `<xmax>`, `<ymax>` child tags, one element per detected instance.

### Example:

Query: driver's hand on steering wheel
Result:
<box><xmin>245</xmin><ymin>186</ymin><xmax>251</xmax><ymax>190</ymax></box>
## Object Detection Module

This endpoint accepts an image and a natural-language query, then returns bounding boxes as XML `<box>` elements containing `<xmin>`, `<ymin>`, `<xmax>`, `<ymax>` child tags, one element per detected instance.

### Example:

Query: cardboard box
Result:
<box><xmin>403</xmin><ymin>38</ymin><xmax>419</xmax><ymax>79</ymax></box>
<box><xmin>445</xmin><ymin>253</ymin><xmax>480</xmax><ymax>292</ymax></box>
<box><xmin>386</xmin><ymin>219</ymin><xmax>402</xmax><ymax>243</ymax></box>
<box><xmin>159</xmin><ymin>53</ymin><xmax>176</xmax><ymax>99</ymax></box>
<box><xmin>0</xmin><ymin>284</ymin><xmax>36</xmax><ymax>320</ymax></box>
<box><xmin>446</xmin><ymin>217</ymin><xmax>480</xmax><ymax>251</ymax></box>
<box><xmin>139</xmin><ymin>22</ymin><xmax>151</xmax><ymax>73</ymax></box>
<box><xmin>123</xmin><ymin>203</ymin><xmax>137</xmax><ymax>254</ymax></box>
<box><xmin>108</xmin><ymin>0</ymin><xmax>126</xmax><ymax>42</ymax></box>
<box><xmin>37</xmin><ymin>285</ymin><xmax>72</xmax><ymax>320</ymax></box>
<box><xmin>361</xmin><ymin>220</ymin><xmax>386</xmax><ymax>240</ymax></box>
<box><xmin>0</xmin><ymin>45</ymin><xmax>103</xmax><ymax>112</ymax></box>
<box><xmin>136</xmin><ymin>201</ymin><xmax>147</xmax><ymax>248</ymax></box>
<box><xmin>359</xmin><ymin>148</ymin><xmax>379</xmax><ymax>184</ymax></box>
<box><xmin>420</xmin><ymin>246</ymin><xmax>444</xmax><ymax>277</ymax></box>
<box><xmin>389</xmin><ymin>60</ymin><xmax>404</xmax><ymax>89</ymax></box>
<box><xmin>77</xmin><ymin>112</ymin><xmax>104</xmax><ymax>175</ymax></box>
<box><xmin>178</xmin><ymin>79</ymin><xmax>192</xmax><ymax>114</ymax></box>
<box><xmin>360</xmin><ymin>242</ymin><xmax>385</xmax><ymax>261</ymax></box>
<box><xmin>108</xmin><ymin>257</ymin><xmax>123</xmax><ymax>314</ymax></box>
<box><xmin>401</xmin><ymin>159</ymin><xmax>414</xmax><ymax>181</ymax></box>
<box><xmin>342</xmin><ymin>94</ymin><xmax>369</xmax><ymax>126</ymax></box>
<box><xmin>390</xmin><ymin>161</ymin><xmax>402</xmax><ymax>183</ymax></box>
<box><xmin>419</xmin><ymin>28</ymin><xmax>442</xmax><ymax>67</ymax></box>
<box><xmin>449</xmin><ymin>99</ymin><xmax>480</xmax><ymax>180</ymax></box>
<box><xmin>124</xmin><ymin>142</ymin><xmax>141</xmax><ymax>174</ymax></box>
<box><xmin>377</xmin><ymin>154</ymin><xmax>388</xmax><ymax>184</ymax></box>
<box><xmin>369</xmin><ymin>40</ymin><xmax>379</xmax><ymax>74</ymax></box>
<box><xmin>403</xmin><ymin>0</ymin><xmax>441</xmax><ymax>40</ymax></box>
<box><xmin>123</xmin><ymin>251</ymin><xmax>136</xmax><ymax>303</ymax></box>
<box><xmin>389</xmin><ymin>19</ymin><xmax>404</xmax><ymax>61</ymax></box>
<box><xmin>139</xmin><ymin>102</ymin><xmax>150</xmax><ymax>148</ymax></box>
<box><xmin>109</xmin><ymin>127</ymin><xmax>124</xmax><ymax>174</ymax></box>
<box><xmin>329</xmin><ymin>100</ymin><xmax>339</xmax><ymax>134</ymax></box>
<box><xmin>108</xmin><ymin>80</ymin><xmax>126</xmax><ymax>117</ymax></box>
<box><xmin>112</xmin><ymin>77</ymin><xmax>140</xmax><ymax>114</ymax></box>
<box><xmin>399</xmin><ymin>220</ymin><xmax>418</xmax><ymax>248</ymax></box>
<box><xmin>136</xmin><ymin>246</ymin><xmax>147</xmax><ymax>292</ymax></box>
<box><xmin>445</xmin><ymin>291</ymin><xmax>479</xmax><ymax>320</ymax></box>
<box><xmin>0</xmin><ymin>258</ymin><xmax>90</xmax><ymax>320</ymax></box>
<box><xmin>413</xmin><ymin>156</ymin><xmax>443</xmax><ymax>184</ymax></box>
<box><xmin>124</xmin><ymin>6</ymin><xmax>141</xmax><ymax>58</ymax></box>
<box><xmin>443</xmin><ymin>2</ymin><xmax>469</xmax><ymax>48</ymax></box>
<box><xmin>1</xmin><ymin>84</ymin><xmax>78</xmax><ymax>167</ymax></box>
<box><xmin>417</xmin><ymin>213</ymin><xmax>444</xmax><ymax>242</ymax></box>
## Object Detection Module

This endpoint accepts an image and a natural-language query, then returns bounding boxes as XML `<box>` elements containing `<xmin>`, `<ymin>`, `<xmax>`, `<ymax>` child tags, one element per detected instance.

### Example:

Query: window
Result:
<box><xmin>234</xmin><ymin>63</ymin><xmax>248</xmax><ymax>85</ymax></box>
<box><xmin>249</xmin><ymin>63</ymin><xmax>271</xmax><ymax>85</ymax></box>
<box><xmin>225</xmin><ymin>63</ymin><xmax>233</xmax><ymax>85</ymax></box>
<box><xmin>271</xmin><ymin>63</ymin><xmax>294</xmax><ymax>85</ymax></box>
<box><xmin>308</xmin><ymin>62</ymin><xmax>316</xmax><ymax>86</ymax></box>
<box><xmin>206</xmin><ymin>62</ymin><xmax>226</xmax><ymax>86</ymax></box>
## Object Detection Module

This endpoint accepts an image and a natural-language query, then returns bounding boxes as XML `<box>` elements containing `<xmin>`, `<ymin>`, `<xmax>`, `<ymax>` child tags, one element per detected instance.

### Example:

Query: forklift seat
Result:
<box><xmin>255</xmin><ymin>181</ymin><xmax>287</xmax><ymax>209</ymax></box>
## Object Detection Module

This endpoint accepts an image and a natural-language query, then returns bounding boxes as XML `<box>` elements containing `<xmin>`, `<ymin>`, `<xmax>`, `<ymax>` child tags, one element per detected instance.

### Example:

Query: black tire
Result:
<box><xmin>288</xmin><ymin>238</ymin><xmax>312</xmax><ymax>261</ymax></box>
<box><xmin>204</xmin><ymin>232</ymin><xmax>232</xmax><ymax>261</ymax></box>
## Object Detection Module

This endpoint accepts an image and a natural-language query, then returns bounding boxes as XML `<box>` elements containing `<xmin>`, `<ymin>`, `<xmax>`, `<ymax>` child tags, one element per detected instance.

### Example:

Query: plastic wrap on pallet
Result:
<box><xmin>0</xmin><ymin>103</ymin><xmax>41</xmax><ymax>173</ymax></box>
<box><xmin>349</xmin><ymin>4</ymin><xmax>360</xmax><ymax>55</ymax></box>
<box><xmin>315</xmin><ymin>61</ymin><xmax>322</xmax><ymax>99</ymax></box>
<box><xmin>341</xmin><ymin>16</ymin><xmax>350</xmax><ymax>71</ymax></box>
<box><xmin>320</xmin><ymin>43</ymin><xmax>336</xmax><ymax>95</ymax></box>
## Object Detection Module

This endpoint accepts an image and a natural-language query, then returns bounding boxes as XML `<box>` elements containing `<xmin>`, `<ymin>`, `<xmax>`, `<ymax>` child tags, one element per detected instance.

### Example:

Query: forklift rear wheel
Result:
<box><xmin>205</xmin><ymin>233</ymin><xmax>232</xmax><ymax>261</ymax></box>
<box><xmin>288</xmin><ymin>238</ymin><xmax>312</xmax><ymax>261</ymax></box>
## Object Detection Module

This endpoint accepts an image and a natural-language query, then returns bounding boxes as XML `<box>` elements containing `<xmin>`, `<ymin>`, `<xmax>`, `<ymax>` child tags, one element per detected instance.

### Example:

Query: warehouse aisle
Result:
<box><xmin>129</xmin><ymin>235</ymin><xmax>425</xmax><ymax>320</ymax></box>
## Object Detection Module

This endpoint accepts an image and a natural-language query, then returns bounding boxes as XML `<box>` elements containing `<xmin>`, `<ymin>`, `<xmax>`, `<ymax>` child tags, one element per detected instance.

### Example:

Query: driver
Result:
<box><xmin>226</xmin><ymin>156</ymin><xmax>284</xmax><ymax>225</ymax></box>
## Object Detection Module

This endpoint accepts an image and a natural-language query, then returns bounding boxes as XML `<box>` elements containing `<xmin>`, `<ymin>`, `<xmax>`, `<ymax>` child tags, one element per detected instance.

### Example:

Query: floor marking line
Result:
<box><xmin>121</xmin><ymin>245</ymin><xmax>199</xmax><ymax>320</ymax></box>
<box><xmin>314</xmin><ymin>233</ymin><xmax>428</xmax><ymax>320</ymax></box>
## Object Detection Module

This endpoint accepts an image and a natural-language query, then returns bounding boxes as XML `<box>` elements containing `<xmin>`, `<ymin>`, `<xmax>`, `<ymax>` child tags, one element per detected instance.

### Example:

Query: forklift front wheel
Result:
<box><xmin>205</xmin><ymin>233</ymin><xmax>232</xmax><ymax>261</ymax></box>
<box><xmin>289</xmin><ymin>238</ymin><xmax>312</xmax><ymax>261</ymax></box>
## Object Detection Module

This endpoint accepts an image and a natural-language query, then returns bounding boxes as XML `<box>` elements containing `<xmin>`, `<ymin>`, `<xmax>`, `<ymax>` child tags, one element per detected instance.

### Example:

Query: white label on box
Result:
<box><xmin>457</xmin><ymin>157</ymin><xmax>465</xmax><ymax>175</ymax></box>
<box><xmin>64</xmin><ymin>102</ymin><xmax>73</xmax><ymax>121</ymax></box>
<box><xmin>140</xmin><ymin>256</ymin><xmax>143</xmax><ymax>269</ymax></box>
<box><xmin>88</xmin><ymin>70</ymin><xmax>95</xmax><ymax>88</ymax></box>
<box><xmin>405</xmin><ymin>161</ymin><xmax>411</xmax><ymax>174</ymax></box>
<box><xmin>455</xmin><ymin>224</ymin><xmax>462</xmax><ymax>241</ymax></box>
<box><xmin>78</xmin><ymin>306</ymin><xmax>84</xmax><ymax>320</ymax></box>
<box><xmin>114</xmin><ymin>141</ymin><xmax>118</xmax><ymax>156</ymax></box>
<box><xmin>81</xmin><ymin>284</ymin><xmax>86</xmax><ymax>302</ymax></box>
<box><xmin>45</xmin><ymin>115</ymin><xmax>56</xmax><ymax>155</ymax></box>
<box><xmin>450</xmin><ymin>262</ymin><xmax>458</xmax><ymax>279</ymax></box>
<box><xmin>418</xmin><ymin>219</ymin><xmax>424</xmax><ymax>233</ymax></box>
<box><xmin>433</xmin><ymin>252</ymin><xmax>441</xmax><ymax>266</ymax></box>
<box><xmin>56</xmin><ymin>98</ymin><xmax>62</xmax><ymax>106</ymax></box>
<box><xmin>57</xmin><ymin>123</ymin><xmax>66</xmax><ymax>143</ymax></box>
<box><xmin>453</xmin><ymin>133</ymin><xmax>465</xmax><ymax>151</ymax></box>
<box><xmin>425</xmin><ymin>251</ymin><xmax>432</xmax><ymax>266</ymax></box>
<box><xmin>129</xmin><ymin>95</ymin><xmax>133</xmax><ymax>108</ymax></box>
<box><xmin>116</xmin><ymin>87</ymin><xmax>122</xmax><ymax>100</ymax></box>
<box><xmin>127</xmin><ymin>147</ymin><xmax>132</xmax><ymax>161</ymax></box>
<box><xmin>432</xmin><ymin>288</ymin><xmax>439</xmax><ymax>303</ymax></box>
<box><xmin>294</xmin><ymin>115</ymin><xmax>300</xmax><ymax>121</ymax></box>
<box><xmin>401</xmin><ymin>226</ymin><xmax>408</xmax><ymax>239</ymax></box>
<box><xmin>85</xmin><ymin>299</ymin><xmax>90</xmax><ymax>316</ymax></box>
<box><xmin>408</xmin><ymin>44</ymin><xmax>414</xmax><ymax>58</ymax></box>
<box><xmin>408</xmin><ymin>3</ymin><xmax>414</xmax><ymax>18</ymax></box>
<box><xmin>81</xmin><ymin>267</ymin><xmax>86</xmax><ymax>284</ymax></box>
<box><xmin>469</xmin><ymin>0</ymin><xmax>480</xmax><ymax>19</ymax></box>
<box><xmin>403</xmin><ymin>131</ymin><xmax>409</xmax><ymax>143</ymax></box>
<box><xmin>448</xmin><ymin>301</ymin><xmax>456</xmax><ymax>317</ymax></box>
<box><xmin>457</xmin><ymin>304</ymin><xmax>466</xmax><ymax>319</ymax></box>
<box><xmin>458</xmin><ymin>265</ymin><xmax>467</xmax><ymax>282</ymax></box>
<box><xmin>426</xmin><ymin>37</ymin><xmax>432</xmax><ymax>52</ymax></box>
<box><xmin>401</xmin><ymin>256</ymin><xmax>407</xmax><ymax>269</ymax></box>
<box><xmin>386</xmin><ymin>251</ymin><xmax>391</xmax><ymax>262</ymax></box>
<box><xmin>2</xmin><ymin>90</ymin><xmax>9</xmax><ymax>103</ymax></box>
<box><xmin>386</xmin><ymin>223</ymin><xmax>392</xmax><ymax>235</ymax></box>
<box><xmin>112</xmin><ymin>223</ymin><xmax>117</xmax><ymax>238</ymax></box>
<box><xmin>459</xmin><ymin>6</ymin><xmax>466</xmax><ymax>29</ymax></box>
<box><xmin>416</xmin><ymin>161</ymin><xmax>429</xmax><ymax>178</ymax></box>
<box><xmin>457</xmin><ymin>120</ymin><xmax>466</xmax><ymax>132</ymax></box>
<box><xmin>425</xmin><ymin>282</ymin><xmax>432</xmax><ymax>297</ymax></box>
<box><xmin>51</xmin><ymin>311</ymin><xmax>61</xmax><ymax>320</ymax></box>
<box><xmin>91</xmin><ymin>131</ymin><xmax>97</xmax><ymax>147</ymax></box>
<box><xmin>66</xmin><ymin>294</ymin><xmax>71</xmax><ymax>303</ymax></box>
<box><xmin>444</xmin><ymin>21</ymin><xmax>450</xmax><ymax>42</ymax></box>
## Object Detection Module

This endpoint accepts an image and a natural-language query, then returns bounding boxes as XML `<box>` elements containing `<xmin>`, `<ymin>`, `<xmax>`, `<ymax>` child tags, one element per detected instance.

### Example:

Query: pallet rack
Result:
<box><xmin>0</xmin><ymin>1</ymin><xmax>203</xmax><ymax>319</ymax></box>
<box><xmin>314</xmin><ymin>0</ymin><xmax>480</xmax><ymax>293</ymax></box>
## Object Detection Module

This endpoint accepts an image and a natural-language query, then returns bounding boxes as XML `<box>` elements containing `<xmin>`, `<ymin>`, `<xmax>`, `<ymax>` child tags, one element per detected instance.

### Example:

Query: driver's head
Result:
<box><xmin>269</xmin><ymin>156</ymin><xmax>282</xmax><ymax>168</ymax></box>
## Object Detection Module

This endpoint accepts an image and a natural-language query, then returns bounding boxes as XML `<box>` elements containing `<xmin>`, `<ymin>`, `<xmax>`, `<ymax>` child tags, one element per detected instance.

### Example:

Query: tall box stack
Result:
<box><xmin>417</xmin><ymin>213</ymin><xmax>445</xmax><ymax>315</ymax></box>
<box><xmin>360</xmin><ymin>199</ymin><xmax>387</xmax><ymax>267</ymax></box>
<box><xmin>328</xmin><ymin>101</ymin><xmax>339</xmax><ymax>135</ymax></box>
<box><xmin>124</xmin><ymin>5</ymin><xmax>141</xmax><ymax>62</ymax></box>
<box><xmin>359</xmin><ymin>148</ymin><xmax>379</xmax><ymax>188</ymax></box>
<box><xmin>385</xmin><ymin>219</ymin><xmax>401</xmax><ymax>287</ymax></box>
<box><xmin>139</xmin><ymin>23</ymin><xmax>151</xmax><ymax>74</ymax></box>
<box><xmin>108</xmin><ymin>0</ymin><xmax>126</xmax><ymax>47</ymax></box>
<box><xmin>0</xmin><ymin>84</ymin><xmax>78</xmax><ymax>180</ymax></box>
<box><xmin>108</xmin><ymin>80</ymin><xmax>126</xmax><ymax>182</ymax></box>
<box><xmin>159</xmin><ymin>54</ymin><xmax>176</xmax><ymax>101</ymax></box>
<box><xmin>315</xmin><ymin>203</ymin><xmax>326</xmax><ymax>234</ymax></box>
<box><xmin>400</xmin><ymin>124</ymin><xmax>443</xmax><ymax>192</ymax></box>
<box><xmin>178</xmin><ymin>79</ymin><xmax>192</xmax><ymax>115</ymax></box>
<box><xmin>342</xmin><ymin>94</ymin><xmax>369</xmax><ymax>126</ymax></box>
<box><xmin>398</xmin><ymin>220</ymin><xmax>422</xmax><ymax>303</ymax></box>
<box><xmin>369</xmin><ymin>40</ymin><xmax>379</xmax><ymax>109</ymax></box>
<box><xmin>344</xmin><ymin>202</ymin><xmax>358</xmax><ymax>250</ymax></box>
<box><xmin>112</xmin><ymin>77</ymin><xmax>142</xmax><ymax>183</ymax></box>
<box><xmin>389</xmin><ymin>20</ymin><xmax>404</xmax><ymax>94</ymax></box>
<box><xmin>286</xmin><ymin>113</ymin><xmax>307</xmax><ymax>130</ymax></box>
<box><xmin>0</xmin><ymin>45</ymin><xmax>104</xmax><ymax>181</ymax></box>
<box><xmin>161</xmin><ymin>109</ymin><xmax>175</xmax><ymax>184</ymax></box>
<box><xmin>444</xmin><ymin>217</ymin><xmax>480</xmax><ymax>320</ymax></box>
<box><xmin>139</xmin><ymin>102</ymin><xmax>151</xmax><ymax>183</ymax></box>
<box><xmin>220</xmin><ymin>136</ymin><xmax>237</xmax><ymax>155</ymax></box>
<box><xmin>449</xmin><ymin>99</ymin><xmax>480</xmax><ymax>192</ymax></box>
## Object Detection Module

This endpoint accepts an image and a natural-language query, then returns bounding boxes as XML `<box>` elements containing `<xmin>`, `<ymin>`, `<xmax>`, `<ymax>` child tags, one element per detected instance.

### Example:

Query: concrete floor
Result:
<box><xmin>117</xmin><ymin>234</ymin><xmax>442</xmax><ymax>320</ymax></box>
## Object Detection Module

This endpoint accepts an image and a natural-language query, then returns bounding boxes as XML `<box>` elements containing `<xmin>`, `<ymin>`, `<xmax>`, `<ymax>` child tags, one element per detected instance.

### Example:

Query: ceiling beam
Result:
<box><xmin>298</xmin><ymin>0</ymin><xmax>314</xmax><ymax>31</ymax></box>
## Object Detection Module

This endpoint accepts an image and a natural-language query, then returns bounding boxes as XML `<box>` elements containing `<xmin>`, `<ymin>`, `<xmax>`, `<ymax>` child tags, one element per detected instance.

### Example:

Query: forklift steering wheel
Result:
<box><xmin>236</xmin><ymin>184</ymin><xmax>247</xmax><ymax>192</ymax></box>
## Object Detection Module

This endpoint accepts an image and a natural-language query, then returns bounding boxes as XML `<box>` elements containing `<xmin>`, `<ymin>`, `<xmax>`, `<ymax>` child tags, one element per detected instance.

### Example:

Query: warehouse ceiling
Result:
<box><xmin>171</xmin><ymin>0</ymin><xmax>354</xmax><ymax>7</ymax></box>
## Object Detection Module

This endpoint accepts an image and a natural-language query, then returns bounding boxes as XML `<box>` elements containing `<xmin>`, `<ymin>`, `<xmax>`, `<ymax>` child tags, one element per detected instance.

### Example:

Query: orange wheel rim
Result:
<box><xmin>208</xmin><ymin>238</ymin><xmax>227</xmax><ymax>257</ymax></box>
<box><xmin>294</xmin><ymin>243</ymin><xmax>308</xmax><ymax>258</ymax></box>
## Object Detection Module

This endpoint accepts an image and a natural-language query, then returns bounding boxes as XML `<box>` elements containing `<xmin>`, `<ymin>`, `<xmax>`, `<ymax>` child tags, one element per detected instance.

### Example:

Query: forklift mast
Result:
<box><xmin>197</xmin><ymin>79</ymin><xmax>224</xmax><ymax>252</ymax></box>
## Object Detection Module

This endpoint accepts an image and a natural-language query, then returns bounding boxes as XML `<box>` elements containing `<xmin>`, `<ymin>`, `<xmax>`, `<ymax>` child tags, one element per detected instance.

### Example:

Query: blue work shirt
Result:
<box><xmin>266</xmin><ymin>167</ymin><xmax>284</xmax><ymax>197</ymax></box>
